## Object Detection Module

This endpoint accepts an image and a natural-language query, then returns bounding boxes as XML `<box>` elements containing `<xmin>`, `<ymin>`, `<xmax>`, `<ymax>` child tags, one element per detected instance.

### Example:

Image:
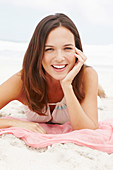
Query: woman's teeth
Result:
<box><xmin>52</xmin><ymin>65</ymin><xmax>66</xmax><ymax>69</ymax></box>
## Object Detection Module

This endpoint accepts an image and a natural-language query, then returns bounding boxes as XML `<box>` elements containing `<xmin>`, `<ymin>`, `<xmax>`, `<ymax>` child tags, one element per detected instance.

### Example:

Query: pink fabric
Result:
<box><xmin>1</xmin><ymin>117</ymin><xmax>113</xmax><ymax>154</ymax></box>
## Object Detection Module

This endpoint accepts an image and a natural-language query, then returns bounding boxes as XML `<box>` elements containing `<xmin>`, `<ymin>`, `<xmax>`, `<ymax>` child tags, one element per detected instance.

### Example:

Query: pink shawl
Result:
<box><xmin>0</xmin><ymin>117</ymin><xmax>113</xmax><ymax>154</ymax></box>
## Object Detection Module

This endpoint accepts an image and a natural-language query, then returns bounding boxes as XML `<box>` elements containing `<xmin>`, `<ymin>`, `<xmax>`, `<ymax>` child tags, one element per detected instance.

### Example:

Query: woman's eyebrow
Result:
<box><xmin>45</xmin><ymin>45</ymin><xmax>54</xmax><ymax>47</ymax></box>
<box><xmin>45</xmin><ymin>44</ymin><xmax>74</xmax><ymax>47</ymax></box>
<box><xmin>64</xmin><ymin>44</ymin><xmax>74</xmax><ymax>47</ymax></box>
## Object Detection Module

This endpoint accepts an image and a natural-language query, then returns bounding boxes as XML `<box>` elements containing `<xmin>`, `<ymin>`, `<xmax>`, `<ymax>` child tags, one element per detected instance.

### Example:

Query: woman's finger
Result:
<box><xmin>75</xmin><ymin>50</ymin><xmax>87</xmax><ymax>61</ymax></box>
<box><xmin>35</xmin><ymin>123</ymin><xmax>46</xmax><ymax>134</ymax></box>
<box><xmin>75</xmin><ymin>47</ymin><xmax>82</xmax><ymax>55</ymax></box>
<box><xmin>75</xmin><ymin>47</ymin><xmax>87</xmax><ymax>61</ymax></box>
<box><xmin>32</xmin><ymin>127</ymin><xmax>45</xmax><ymax>134</ymax></box>
<box><xmin>76</xmin><ymin>55</ymin><xmax>84</xmax><ymax>64</ymax></box>
<box><xmin>74</xmin><ymin>53</ymin><xmax>85</xmax><ymax>65</ymax></box>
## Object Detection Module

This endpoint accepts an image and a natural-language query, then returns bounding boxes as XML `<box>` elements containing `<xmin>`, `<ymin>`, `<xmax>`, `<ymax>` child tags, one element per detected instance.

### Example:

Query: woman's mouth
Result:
<box><xmin>51</xmin><ymin>64</ymin><xmax>67</xmax><ymax>72</ymax></box>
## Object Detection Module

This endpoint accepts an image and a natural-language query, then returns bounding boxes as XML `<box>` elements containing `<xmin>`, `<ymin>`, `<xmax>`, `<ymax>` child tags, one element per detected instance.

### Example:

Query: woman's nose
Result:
<box><xmin>55</xmin><ymin>50</ymin><xmax>65</xmax><ymax>62</ymax></box>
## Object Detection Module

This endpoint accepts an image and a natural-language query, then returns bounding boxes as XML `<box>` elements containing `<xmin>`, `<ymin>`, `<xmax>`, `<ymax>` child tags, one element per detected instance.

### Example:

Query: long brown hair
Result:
<box><xmin>21</xmin><ymin>13</ymin><xmax>85</xmax><ymax>114</ymax></box>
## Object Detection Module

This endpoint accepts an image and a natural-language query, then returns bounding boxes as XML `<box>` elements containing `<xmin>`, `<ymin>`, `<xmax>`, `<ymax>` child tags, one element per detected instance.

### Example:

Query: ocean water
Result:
<box><xmin>83</xmin><ymin>44</ymin><xmax>113</xmax><ymax>72</ymax></box>
<box><xmin>0</xmin><ymin>40</ymin><xmax>113</xmax><ymax>73</ymax></box>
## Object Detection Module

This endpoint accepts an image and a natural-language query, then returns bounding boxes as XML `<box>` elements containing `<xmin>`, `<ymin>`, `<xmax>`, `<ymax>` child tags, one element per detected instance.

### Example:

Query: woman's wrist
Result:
<box><xmin>60</xmin><ymin>80</ymin><xmax>72</xmax><ymax>88</ymax></box>
<box><xmin>4</xmin><ymin>118</ymin><xmax>22</xmax><ymax>128</ymax></box>
<box><xmin>61</xmin><ymin>82</ymin><xmax>73</xmax><ymax>95</ymax></box>
<box><xmin>0</xmin><ymin>118</ymin><xmax>16</xmax><ymax>128</ymax></box>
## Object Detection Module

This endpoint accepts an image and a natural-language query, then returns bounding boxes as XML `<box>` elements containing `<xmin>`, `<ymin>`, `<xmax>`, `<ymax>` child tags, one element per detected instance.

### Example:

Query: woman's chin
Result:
<box><xmin>46</xmin><ymin>72</ymin><xmax>67</xmax><ymax>81</ymax></box>
<box><xmin>52</xmin><ymin>75</ymin><xmax>66</xmax><ymax>81</ymax></box>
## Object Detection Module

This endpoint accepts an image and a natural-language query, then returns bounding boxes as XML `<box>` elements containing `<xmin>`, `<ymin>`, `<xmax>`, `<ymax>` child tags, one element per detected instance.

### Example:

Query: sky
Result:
<box><xmin>0</xmin><ymin>0</ymin><xmax>113</xmax><ymax>45</ymax></box>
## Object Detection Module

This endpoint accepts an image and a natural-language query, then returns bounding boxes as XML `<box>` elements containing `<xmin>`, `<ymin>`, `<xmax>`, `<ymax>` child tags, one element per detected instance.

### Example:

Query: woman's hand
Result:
<box><xmin>10</xmin><ymin>119</ymin><xmax>46</xmax><ymax>134</ymax></box>
<box><xmin>60</xmin><ymin>47</ymin><xmax>87</xmax><ymax>87</ymax></box>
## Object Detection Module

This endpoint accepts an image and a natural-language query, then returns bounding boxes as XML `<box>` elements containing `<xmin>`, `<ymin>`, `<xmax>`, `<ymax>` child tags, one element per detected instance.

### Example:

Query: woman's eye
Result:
<box><xmin>45</xmin><ymin>48</ymin><xmax>53</xmax><ymax>52</ymax></box>
<box><xmin>64</xmin><ymin>47</ymin><xmax>73</xmax><ymax>50</ymax></box>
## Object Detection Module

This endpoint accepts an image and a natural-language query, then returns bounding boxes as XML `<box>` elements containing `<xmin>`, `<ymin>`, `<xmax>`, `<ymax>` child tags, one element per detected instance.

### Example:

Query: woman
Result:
<box><xmin>0</xmin><ymin>13</ymin><xmax>99</xmax><ymax>134</ymax></box>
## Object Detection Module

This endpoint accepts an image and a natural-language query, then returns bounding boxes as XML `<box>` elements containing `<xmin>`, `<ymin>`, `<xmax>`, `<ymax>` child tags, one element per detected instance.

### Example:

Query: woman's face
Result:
<box><xmin>42</xmin><ymin>26</ymin><xmax>76</xmax><ymax>81</ymax></box>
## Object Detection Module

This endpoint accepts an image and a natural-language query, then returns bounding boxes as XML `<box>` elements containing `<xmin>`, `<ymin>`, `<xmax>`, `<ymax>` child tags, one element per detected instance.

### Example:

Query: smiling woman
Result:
<box><xmin>0</xmin><ymin>13</ymin><xmax>101</xmax><ymax>133</ymax></box>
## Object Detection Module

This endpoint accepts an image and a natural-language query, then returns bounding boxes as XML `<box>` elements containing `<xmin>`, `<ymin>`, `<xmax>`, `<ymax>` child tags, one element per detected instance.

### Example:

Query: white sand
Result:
<box><xmin>0</xmin><ymin>43</ymin><xmax>113</xmax><ymax>169</ymax></box>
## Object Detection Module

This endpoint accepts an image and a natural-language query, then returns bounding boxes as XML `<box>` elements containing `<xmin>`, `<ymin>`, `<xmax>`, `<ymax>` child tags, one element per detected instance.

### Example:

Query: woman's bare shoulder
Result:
<box><xmin>83</xmin><ymin>66</ymin><xmax>98</xmax><ymax>82</ymax></box>
<box><xmin>2</xmin><ymin>70</ymin><xmax>23</xmax><ymax>91</ymax></box>
<box><xmin>83</xmin><ymin>66</ymin><xmax>98</xmax><ymax>94</ymax></box>
<box><xmin>83</xmin><ymin>66</ymin><xmax>105</xmax><ymax>97</ymax></box>
<box><xmin>0</xmin><ymin>70</ymin><xmax>24</xmax><ymax>109</ymax></box>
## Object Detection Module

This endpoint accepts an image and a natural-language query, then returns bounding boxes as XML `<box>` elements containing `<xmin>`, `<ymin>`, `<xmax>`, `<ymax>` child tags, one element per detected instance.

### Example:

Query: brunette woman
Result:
<box><xmin>0</xmin><ymin>13</ymin><xmax>99</xmax><ymax>133</ymax></box>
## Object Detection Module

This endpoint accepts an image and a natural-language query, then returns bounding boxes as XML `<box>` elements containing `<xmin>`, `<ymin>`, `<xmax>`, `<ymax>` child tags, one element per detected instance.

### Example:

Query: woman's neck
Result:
<box><xmin>47</xmin><ymin>78</ymin><xmax>64</xmax><ymax>103</ymax></box>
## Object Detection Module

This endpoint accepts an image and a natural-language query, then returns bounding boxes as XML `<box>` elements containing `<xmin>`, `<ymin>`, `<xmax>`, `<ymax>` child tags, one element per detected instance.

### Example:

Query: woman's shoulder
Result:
<box><xmin>83</xmin><ymin>66</ymin><xmax>98</xmax><ymax>81</ymax></box>
<box><xmin>83</xmin><ymin>66</ymin><xmax>105</xmax><ymax>98</ymax></box>
<box><xmin>83</xmin><ymin>66</ymin><xmax>98</xmax><ymax>91</ymax></box>
<box><xmin>6</xmin><ymin>70</ymin><xmax>23</xmax><ymax>89</ymax></box>
<box><xmin>0</xmin><ymin>70</ymin><xmax>25</xmax><ymax>109</ymax></box>
<box><xmin>11</xmin><ymin>71</ymin><xmax>27</xmax><ymax>103</ymax></box>
<box><xmin>0</xmin><ymin>70</ymin><xmax>23</xmax><ymax>89</ymax></box>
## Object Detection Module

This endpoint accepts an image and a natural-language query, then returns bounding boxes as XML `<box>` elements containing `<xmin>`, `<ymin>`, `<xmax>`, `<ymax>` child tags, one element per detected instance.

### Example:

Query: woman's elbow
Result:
<box><xmin>72</xmin><ymin>122</ymin><xmax>99</xmax><ymax>131</ymax></box>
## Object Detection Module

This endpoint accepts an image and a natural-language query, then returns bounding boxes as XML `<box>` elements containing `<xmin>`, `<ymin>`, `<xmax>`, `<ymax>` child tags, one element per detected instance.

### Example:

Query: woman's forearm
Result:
<box><xmin>0</xmin><ymin>118</ymin><xmax>47</xmax><ymax>133</ymax></box>
<box><xmin>0</xmin><ymin>118</ymin><xmax>14</xmax><ymax>129</ymax></box>
<box><xmin>62</xmin><ymin>85</ymin><xmax>98</xmax><ymax>130</ymax></box>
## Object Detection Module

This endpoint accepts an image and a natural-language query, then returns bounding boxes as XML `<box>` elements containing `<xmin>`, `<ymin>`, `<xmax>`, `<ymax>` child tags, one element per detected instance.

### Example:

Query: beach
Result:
<box><xmin>0</xmin><ymin>41</ymin><xmax>113</xmax><ymax>170</ymax></box>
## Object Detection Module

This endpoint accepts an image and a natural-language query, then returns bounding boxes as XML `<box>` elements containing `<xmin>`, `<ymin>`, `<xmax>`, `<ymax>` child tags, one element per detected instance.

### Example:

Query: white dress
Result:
<box><xmin>24</xmin><ymin>97</ymin><xmax>69</xmax><ymax>124</ymax></box>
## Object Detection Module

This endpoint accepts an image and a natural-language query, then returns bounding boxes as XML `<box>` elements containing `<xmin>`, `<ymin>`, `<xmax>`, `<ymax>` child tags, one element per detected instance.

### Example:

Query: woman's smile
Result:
<box><xmin>51</xmin><ymin>64</ymin><xmax>68</xmax><ymax>72</ymax></box>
